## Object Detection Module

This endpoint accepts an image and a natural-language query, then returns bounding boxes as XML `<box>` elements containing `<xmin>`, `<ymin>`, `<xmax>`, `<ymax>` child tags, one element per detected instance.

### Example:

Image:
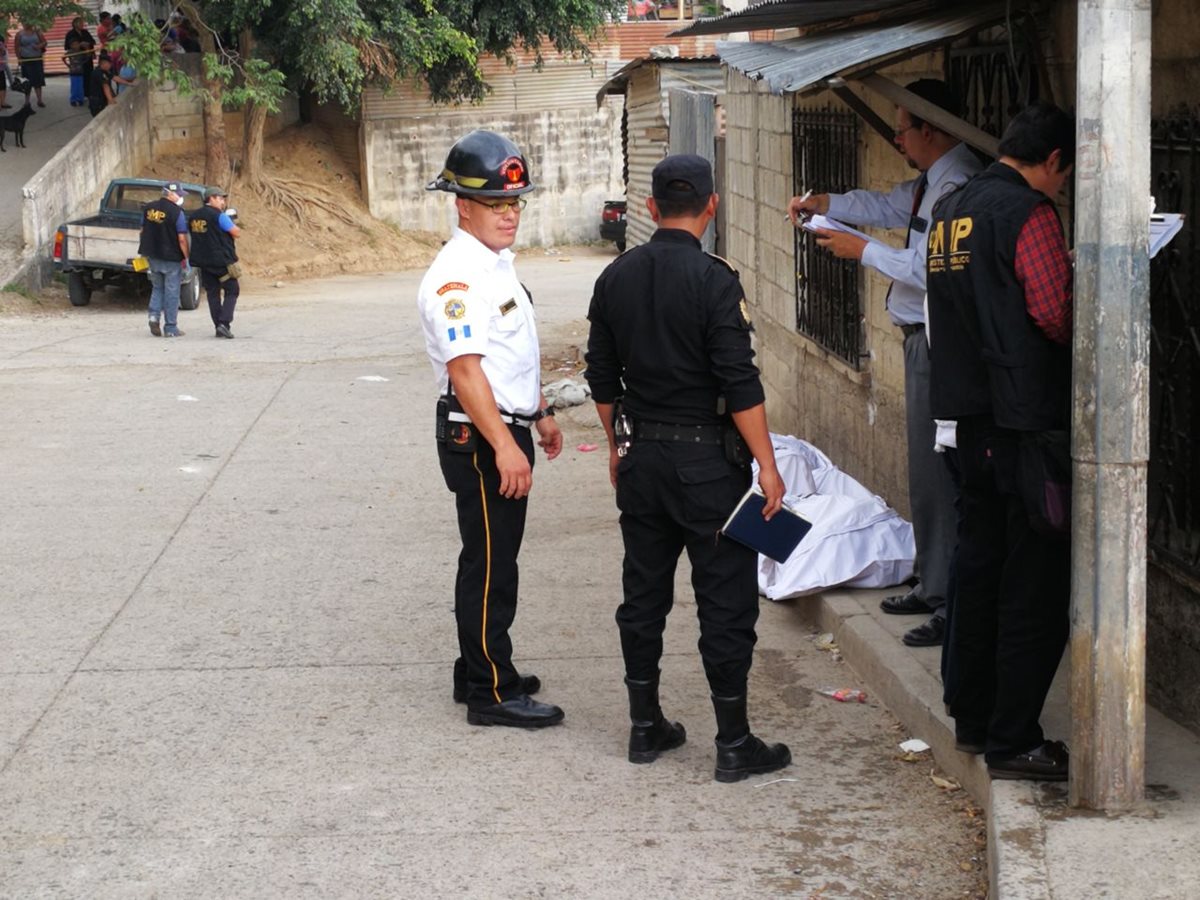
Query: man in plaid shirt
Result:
<box><xmin>925</xmin><ymin>104</ymin><xmax>1075</xmax><ymax>783</ymax></box>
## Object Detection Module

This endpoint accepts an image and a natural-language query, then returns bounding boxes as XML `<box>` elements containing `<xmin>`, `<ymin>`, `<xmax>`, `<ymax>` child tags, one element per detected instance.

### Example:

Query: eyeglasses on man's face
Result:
<box><xmin>469</xmin><ymin>197</ymin><xmax>528</xmax><ymax>214</ymax></box>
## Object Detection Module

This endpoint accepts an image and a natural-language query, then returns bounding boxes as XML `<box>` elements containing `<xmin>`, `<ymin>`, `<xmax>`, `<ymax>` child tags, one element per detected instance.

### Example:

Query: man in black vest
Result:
<box><xmin>926</xmin><ymin>103</ymin><xmax>1075</xmax><ymax>781</ymax></box>
<box><xmin>137</xmin><ymin>182</ymin><xmax>190</xmax><ymax>337</ymax></box>
<box><xmin>188</xmin><ymin>187</ymin><xmax>242</xmax><ymax>339</ymax></box>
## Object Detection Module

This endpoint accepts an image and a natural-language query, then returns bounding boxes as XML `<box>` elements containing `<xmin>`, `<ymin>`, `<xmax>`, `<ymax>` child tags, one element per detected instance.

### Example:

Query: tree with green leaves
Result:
<box><xmin>1</xmin><ymin>1</ymin><xmax>84</xmax><ymax>31</ymax></box>
<box><xmin>113</xmin><ymin>0</ymin><xmax>622</xmax><ymax>221</ymax></box>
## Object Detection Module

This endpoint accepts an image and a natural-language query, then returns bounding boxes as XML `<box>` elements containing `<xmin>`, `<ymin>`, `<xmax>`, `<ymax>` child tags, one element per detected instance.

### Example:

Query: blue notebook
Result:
<box><xmin>720</xmin><ymin>486</ymin><xmax>812</xmax><ymax>563</ymax></box>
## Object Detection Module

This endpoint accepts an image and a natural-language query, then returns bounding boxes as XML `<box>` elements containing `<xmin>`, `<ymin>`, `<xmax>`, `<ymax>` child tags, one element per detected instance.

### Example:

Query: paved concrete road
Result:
<box><xmin>0</xmin><ymin>254</ymin><xmax>984</xmax><ymax>897</ymax></box>
<box><xmin>0</xmin><ymin>77</ymin><xmax>91</xmax><ymax>282</ymax></box>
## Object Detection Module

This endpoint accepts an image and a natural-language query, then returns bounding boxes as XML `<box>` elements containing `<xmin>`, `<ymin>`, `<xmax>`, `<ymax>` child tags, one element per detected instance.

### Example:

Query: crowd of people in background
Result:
<box><xmin>3</xmin><ymin>11</ymin><xmax>206</xmax><ymax>119</ymax></box>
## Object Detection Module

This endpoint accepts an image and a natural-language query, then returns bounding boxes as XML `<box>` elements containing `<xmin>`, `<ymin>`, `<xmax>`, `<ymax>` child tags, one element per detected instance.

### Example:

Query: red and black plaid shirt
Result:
<box><xmin>1014</xmin><ymin>203</ymin><xmax>1073</xmax><ymax>345</ymax></box>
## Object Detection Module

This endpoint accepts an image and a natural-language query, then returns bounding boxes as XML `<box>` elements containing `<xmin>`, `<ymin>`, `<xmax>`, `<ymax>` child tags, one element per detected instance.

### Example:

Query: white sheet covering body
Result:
<box><xmin>754</xmin><ymin>434</ymin><xmax>916</xmax><ymax>600</ymax></box>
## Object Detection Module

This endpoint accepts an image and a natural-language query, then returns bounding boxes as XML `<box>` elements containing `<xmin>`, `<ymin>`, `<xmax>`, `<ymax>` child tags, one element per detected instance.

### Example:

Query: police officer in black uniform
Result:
<box><xmin>585</xmin><ymin>154</ymin><xmax>792</xmax><ymax>782</ymax></box>
<box><xmin>417</xmin><ymin>131</ymin><xmax>565</xmax><ymax>728</ymax></box>
<box><xmin>188</xmin><ymin>187</ymin><xmax>242</xmax><ymax>339</ymax></box>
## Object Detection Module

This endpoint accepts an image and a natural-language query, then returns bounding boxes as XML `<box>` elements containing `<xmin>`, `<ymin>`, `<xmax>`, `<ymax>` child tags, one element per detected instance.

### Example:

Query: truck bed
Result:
<box><xmin>61</xmin><ymin>219</ymin><xmax>140</xmax><ymax>269</ymax></box>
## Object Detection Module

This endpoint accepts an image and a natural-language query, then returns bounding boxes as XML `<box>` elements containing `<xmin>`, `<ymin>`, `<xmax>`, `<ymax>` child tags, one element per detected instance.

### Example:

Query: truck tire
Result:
<box><xmin>68</xmin><ymin>272</ymin><xmax>92</xmax><ymax>307</ymax></box>
<box><xmin>180</xmin><ymin>273</ymin><xmax>201</xmax><ymax>311</ymax></box>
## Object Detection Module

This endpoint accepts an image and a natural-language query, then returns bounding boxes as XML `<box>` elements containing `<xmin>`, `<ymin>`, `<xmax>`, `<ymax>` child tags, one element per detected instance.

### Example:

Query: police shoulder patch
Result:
<box><xmin>739</xmin><ymin>297</ymin><xmax>752</xmax><ymax>326</ymax></box>
<box><xmin>705</xmin><ymin>252</ymin><xmax>739</xmax><ymax>276</ymax></box>
<box><xmin>437</xmin><ymin>281</ymin><xmax>469</xmax><ymax>296</ymax></box>
<box><xmin>444</xmin><ymin>298</ymin><xmax>467</xmax><ymax>320</ymax></box>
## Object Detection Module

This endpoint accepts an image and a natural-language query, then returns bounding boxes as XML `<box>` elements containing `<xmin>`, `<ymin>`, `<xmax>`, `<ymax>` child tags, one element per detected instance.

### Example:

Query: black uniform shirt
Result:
<box><xmin>585</xmin><ymin>228</ymin><xmax>764</xmax><ymax>425</ymax></box>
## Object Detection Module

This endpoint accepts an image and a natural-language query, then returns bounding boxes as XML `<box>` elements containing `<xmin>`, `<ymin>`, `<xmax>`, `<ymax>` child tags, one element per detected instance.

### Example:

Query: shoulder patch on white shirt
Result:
<box><xmin>444</xmin><ymin>299</ymin><xmax>467</xmax><ymax>320</ymax></box>
<box><xmin>437</xmin><ymin>281</ymin><xmax>469</xmax><ymax>296</ymax></box>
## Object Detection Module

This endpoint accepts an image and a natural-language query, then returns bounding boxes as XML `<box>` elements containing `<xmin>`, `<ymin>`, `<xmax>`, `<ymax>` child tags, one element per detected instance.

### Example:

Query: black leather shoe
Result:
<box><xmin>987</xmin><ymin>740</ymin><xmax>1069</xmax><ymax>781</ymax></box>
<box><xmin>630</xmin><ymin>717</ymin><xmax>687</xmax><ymax>764</ymax></box>
<box><xmin>902</xmin><ymin>614</ymin><xmax>946</xmax><ymax>647</ymax></box>
<box><xmin>453</xmin><ymin>674</ymin><xmax>540</xmax><ymax>705</ymax></box>
<box><xmin>714</xmin><ymin>734</ymin><xmax>792</xmax><ymax>783</ymax></box>
<box><xmin>466</xmin><ymin>694</ymin><xmax>564</xmax><ymax>728</ymax></box>
<box><xmin>880</xmin><ymin>591</ymin><xmax>936</xmax><ymax>615</ymax></box>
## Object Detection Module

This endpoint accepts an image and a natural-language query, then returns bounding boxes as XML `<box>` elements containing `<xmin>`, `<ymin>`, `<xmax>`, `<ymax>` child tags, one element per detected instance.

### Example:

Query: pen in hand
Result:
<box><xmin>786</xmin><ymin>189</ymin><xmax>813</xmax><ymax>224</ymax></box>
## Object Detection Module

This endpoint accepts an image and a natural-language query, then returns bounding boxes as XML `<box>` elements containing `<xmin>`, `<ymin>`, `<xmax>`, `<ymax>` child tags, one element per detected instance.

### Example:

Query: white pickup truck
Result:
<box><xmin>53</xmin><ymin>178</ymin><xmax>209</xmax><ymax>309</ymax></box>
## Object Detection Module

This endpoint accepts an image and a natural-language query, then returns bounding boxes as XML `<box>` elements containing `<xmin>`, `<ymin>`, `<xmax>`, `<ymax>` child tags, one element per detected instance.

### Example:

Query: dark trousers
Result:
<box><xmin>438</xmin><ymin>424</ymin><xmax>535</xmax><ymax>709</ymax></box>
<box><xmin>201</xmin><ymin>268</ymin><xmax>239</xmax><ymax>327</ymax></box>
<box><xmin>615</xmin><ymin>440</ymin><xmax>758</xmax><ymax>697</ymax></box>
<box><xmin>941</xmin><ymin>448</ymin><xmax>962</xmax><ymax>704</ymax></box>
<box><xmin>949</xmin><ymin>416</ymin><xmax>1070</xmax><ymax>762</ymax></box>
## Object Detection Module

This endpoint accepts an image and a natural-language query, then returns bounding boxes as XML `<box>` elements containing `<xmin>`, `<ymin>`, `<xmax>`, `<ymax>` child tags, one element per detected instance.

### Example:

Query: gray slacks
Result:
<box><xmin>903</xmin><ymin>328</ymin><xmax>957</xmax><ymax>607</ymax></box>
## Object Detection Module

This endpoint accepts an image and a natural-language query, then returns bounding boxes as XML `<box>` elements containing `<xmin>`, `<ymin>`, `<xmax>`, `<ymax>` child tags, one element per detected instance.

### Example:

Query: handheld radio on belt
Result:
<box><xmin>435</xmin><ymin>390</ymin><xmax>479</xmax><ymax>453</ymax></box>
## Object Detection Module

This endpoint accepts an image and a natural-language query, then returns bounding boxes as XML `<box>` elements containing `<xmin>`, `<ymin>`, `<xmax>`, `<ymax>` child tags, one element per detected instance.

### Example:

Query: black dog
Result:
<box><xmin>0</xmin><ymin>105</ymin><xmax>36</xmax><ymax>152</ymax></box>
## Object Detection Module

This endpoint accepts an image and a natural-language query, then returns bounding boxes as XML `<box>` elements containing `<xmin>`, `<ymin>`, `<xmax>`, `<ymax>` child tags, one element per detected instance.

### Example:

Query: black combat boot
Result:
<box><xmin>625</xmin><ymin>674</ymin><xmax>686</xmax><ymax>764</ymax></box>
<box><xmin>711</xmin><ymin>693</ymin><xmax>791</xmax><ymax>783</ymax></box>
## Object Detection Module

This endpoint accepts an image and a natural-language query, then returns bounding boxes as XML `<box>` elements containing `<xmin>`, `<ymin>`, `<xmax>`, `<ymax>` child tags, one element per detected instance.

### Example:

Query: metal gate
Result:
<box><xmin>792</xmin><ymin>107</ymin><xmax>862</xmax><ymax>368</ymax></box>
<box><xmin>1149</xmin><ymin>112</ymin><xmax>1200</xmax><ymax>575</ymax></box>
<box><xmin>668</xmin><ymin>88</ymin><xmax>718</xmax><ymax>252</ymax></box>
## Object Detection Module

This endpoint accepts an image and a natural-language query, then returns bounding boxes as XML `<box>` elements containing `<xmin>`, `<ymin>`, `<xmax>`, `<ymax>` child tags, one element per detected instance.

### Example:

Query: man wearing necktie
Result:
<box><xmin>788</xmin><ymin>79</ymin><xmax>982</xmax><ymax>648</ymax></box>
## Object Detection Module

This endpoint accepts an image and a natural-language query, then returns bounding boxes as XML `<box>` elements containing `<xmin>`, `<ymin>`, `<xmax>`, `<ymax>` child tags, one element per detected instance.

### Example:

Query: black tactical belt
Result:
<box><xmin>899</xmin><ymin>323</ymin><xmax>926</xmax><ymax>338</ymax></box>
<box><xmin>633</xmin><ymin>421</ymin><xmax>724</xmax><ymax>445</ymax></box>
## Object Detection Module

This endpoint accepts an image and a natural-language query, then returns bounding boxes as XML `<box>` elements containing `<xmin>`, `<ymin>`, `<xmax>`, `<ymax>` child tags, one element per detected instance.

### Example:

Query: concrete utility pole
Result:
<box><xmin>1070</xmin><ymin>0</ymin><xmax>1152</xmax><ymax>810</ymax></box>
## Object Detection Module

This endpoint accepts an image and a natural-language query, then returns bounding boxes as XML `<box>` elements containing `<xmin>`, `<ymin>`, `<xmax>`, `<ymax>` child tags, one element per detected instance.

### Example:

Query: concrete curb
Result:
<box><xmin>792</xmin><ymin>590</ymin><xmax>1056</xmax><ymax>899</ymax></box>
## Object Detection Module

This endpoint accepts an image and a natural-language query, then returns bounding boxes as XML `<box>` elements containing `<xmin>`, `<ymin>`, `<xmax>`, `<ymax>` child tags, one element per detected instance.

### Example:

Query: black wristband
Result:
<box><xmin>531</xmin><ymin>406</ymin><xmax>556</xmax><ymax>421</ymax></box>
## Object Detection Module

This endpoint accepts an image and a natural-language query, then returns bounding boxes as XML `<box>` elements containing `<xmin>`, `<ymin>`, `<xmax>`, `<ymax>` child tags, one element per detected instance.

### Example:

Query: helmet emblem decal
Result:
<box><xmin>500</xmin><ymin>157</ymin><xmax>528</xmax><ymax>189</ymax></box>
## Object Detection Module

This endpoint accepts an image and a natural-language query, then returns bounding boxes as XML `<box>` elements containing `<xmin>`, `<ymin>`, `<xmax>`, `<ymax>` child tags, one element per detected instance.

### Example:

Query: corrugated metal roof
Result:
<box><xmin>671</xmin><ymin>0</ymin><xmax>935</xmax><ymax>38</ymax></box>
<box><xmin>717</xmin><ymin>3</ymin><xmax>1008</xmax><ymax>94</ymax></box>
<box><xmin>596</xmin><ymin>55</ymin><xmax>720</xmax><ymax>107</ymax></box>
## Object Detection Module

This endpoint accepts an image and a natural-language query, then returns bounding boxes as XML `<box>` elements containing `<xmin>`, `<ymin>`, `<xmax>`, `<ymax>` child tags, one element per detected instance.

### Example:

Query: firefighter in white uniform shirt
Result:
<box><xmin>417</xmin><ymin>130</ymin><xmax>565</xmax><ymax>728</ymax></box>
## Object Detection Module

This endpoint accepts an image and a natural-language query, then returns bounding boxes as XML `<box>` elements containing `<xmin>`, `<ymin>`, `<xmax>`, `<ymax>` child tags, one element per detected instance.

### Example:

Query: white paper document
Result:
<box><xmin>1150</xmin><ymin>214</ymin><xmax>1184</xmax><ymax>259</ymax></box>
<box><xmin>800</xmin><ymin>214</ymin><xmax>877</xmax><ymax>246</ymax></box>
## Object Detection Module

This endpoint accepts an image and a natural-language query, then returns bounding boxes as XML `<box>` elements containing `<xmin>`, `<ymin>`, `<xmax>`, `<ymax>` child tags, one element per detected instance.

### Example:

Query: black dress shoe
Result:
<box><xmin>467</xmin><ymin>694</ymin><xmax>564</xmax><ymax>728</ymax></box>
<box><xmin>453</xmin><ymin>674</ymin><xmax>540</xmax><ymax>705</ymax></box>
<box><xmin>880</xmin><ymin>591</ymin><xmax>936</xmax><ymax>615</ymax></box>
<box><xmin>987</xmin><ymin>740</ymin><xmax>1069</xmax><ymax>781</ymax></box>
<box><xmin>902</xmin><ymin>614</ymin><xmax>946</xmax><ymax>647</ymax></box>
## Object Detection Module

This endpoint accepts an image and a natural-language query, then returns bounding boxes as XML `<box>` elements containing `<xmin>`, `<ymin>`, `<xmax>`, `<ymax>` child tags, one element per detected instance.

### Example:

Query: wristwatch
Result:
<box><xmin>530</xmin><ymin>406</ymin><xmax>556</xmax><ymax>421</ymax></box>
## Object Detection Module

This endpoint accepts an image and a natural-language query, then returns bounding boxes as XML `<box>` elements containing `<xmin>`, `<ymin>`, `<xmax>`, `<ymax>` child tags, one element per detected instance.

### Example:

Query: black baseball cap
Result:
<box><xmin>163</xmin><ymin>182</ymin><xmax>186</xmax><ymax>196</ymax></box>
<box><xmin>651</xmin><ymin>154</ymin><xmax>714</xmax><ymax>201</ymax></box>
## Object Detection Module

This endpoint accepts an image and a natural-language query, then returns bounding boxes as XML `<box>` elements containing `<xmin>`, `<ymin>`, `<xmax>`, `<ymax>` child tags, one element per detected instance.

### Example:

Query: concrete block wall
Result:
<box><xmin>18</xmin><ymin>80</ymin><xmax>155</xmax><ymax>290</ymax></box>
<box><xmin>724</xmin><ymin>54</ymin><xmax>945</xmax><ymax>515</ymax></box>
<box><xmin>361</xmin><ymin>106</ymin><xmax>624</xmax><ymax>247</ymax></box>
<box><xmin>148</xmin><ymin>79</ymin><xmax>301</xmax><ymax>157</ymax></box>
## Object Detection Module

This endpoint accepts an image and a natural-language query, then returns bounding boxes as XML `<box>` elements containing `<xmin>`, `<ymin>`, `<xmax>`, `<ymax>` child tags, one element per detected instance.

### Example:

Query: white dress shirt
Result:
<box><xmin>826</xmin><ymin>141</ymin><xmax>983</xmax><ymax>326</ymax></box>
<box><xmin>417</xmin><ymin>228</ymin><xmax>542</xmax><ymax>417</ymax></box>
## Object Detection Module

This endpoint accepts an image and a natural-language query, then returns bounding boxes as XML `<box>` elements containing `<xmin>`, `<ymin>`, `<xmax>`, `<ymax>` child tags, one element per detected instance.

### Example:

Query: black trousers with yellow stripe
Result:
<box><xmin>438</xmin><ymin>424</ymin><xmax>535</xmax><ymax>709</ymax></box>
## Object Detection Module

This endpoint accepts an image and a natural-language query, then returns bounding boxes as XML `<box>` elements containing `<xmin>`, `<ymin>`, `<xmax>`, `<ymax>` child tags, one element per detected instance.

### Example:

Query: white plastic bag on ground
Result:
<box><xmin>754</xmin><ymin>434</ymin><xmax>915</xmax><ymax>600</ymax></box>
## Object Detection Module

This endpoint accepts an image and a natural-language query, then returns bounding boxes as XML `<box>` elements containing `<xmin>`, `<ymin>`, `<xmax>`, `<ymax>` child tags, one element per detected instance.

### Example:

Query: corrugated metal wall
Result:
<box><xmin>668</xmin><ymin>88</ymin><xmax>717</xmax><ymax>251</ymax></box>
<box><xmin>625</xmin><ymin>67</ymin><xmax>667</xmax><ymax>249</ymax></box>
<box><xmin>363</xmin><ymin>59</ymin><xmax>610</xmax><ymax>120</ymax></box>
<box><xmin>624</xmin><ymin>61</ymin><xmax>724</xmax><ymax>250</ymax></box>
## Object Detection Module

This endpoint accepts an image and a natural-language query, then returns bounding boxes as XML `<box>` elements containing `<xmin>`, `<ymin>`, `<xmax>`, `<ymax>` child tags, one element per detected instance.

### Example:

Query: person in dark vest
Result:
<box><xmin>188</xmin><ymin>187</ymin><xmax>241</xmax><ymax>339</ymax></box>
<box><xmin>925</xmin><ymin>103</ymin><xmax>1075</xmax><ymax>781</ymax></box>
<box><xmin>87</xmin><ymin>52</ymin><xmax>115</xmax><ymax>117</ymax></box>
<box><xmin>788</xmin><ymin>80</ymin><xmax>982</xmax><ymax>650</ymax></box>
<box><xmin>586</xmin><ymin>154</ymin><xmax>791</xmax><ymax>783</ymax></box>
<box><xmin>138</xmin><ymin>182</ymin><xmax>190</xmax><ymax>337</ymax></box>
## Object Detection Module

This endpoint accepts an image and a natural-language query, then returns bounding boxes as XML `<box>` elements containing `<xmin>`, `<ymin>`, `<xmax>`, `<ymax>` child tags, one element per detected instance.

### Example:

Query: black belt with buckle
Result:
<box><xmin>899</xmin><ymin>323</ymin><xmax>925</xmax><ymax>338</ymax></box>
<box><xmin>633</xmin><ymin>421</ymin><xmax>724</xmax><ymax>445</ymax></box>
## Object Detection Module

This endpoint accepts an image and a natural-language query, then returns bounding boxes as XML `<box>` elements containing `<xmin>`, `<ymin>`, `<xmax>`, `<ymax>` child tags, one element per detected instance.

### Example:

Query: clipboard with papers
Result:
<box><xmin>720</xmin><ymin>485</ymin><xmax>813</xmax><ymax>564</ymax></box>
<box><xmin>800</xmin><ymin>214</ymin><xmax>881</xmax><ymax>249</ymax></box>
